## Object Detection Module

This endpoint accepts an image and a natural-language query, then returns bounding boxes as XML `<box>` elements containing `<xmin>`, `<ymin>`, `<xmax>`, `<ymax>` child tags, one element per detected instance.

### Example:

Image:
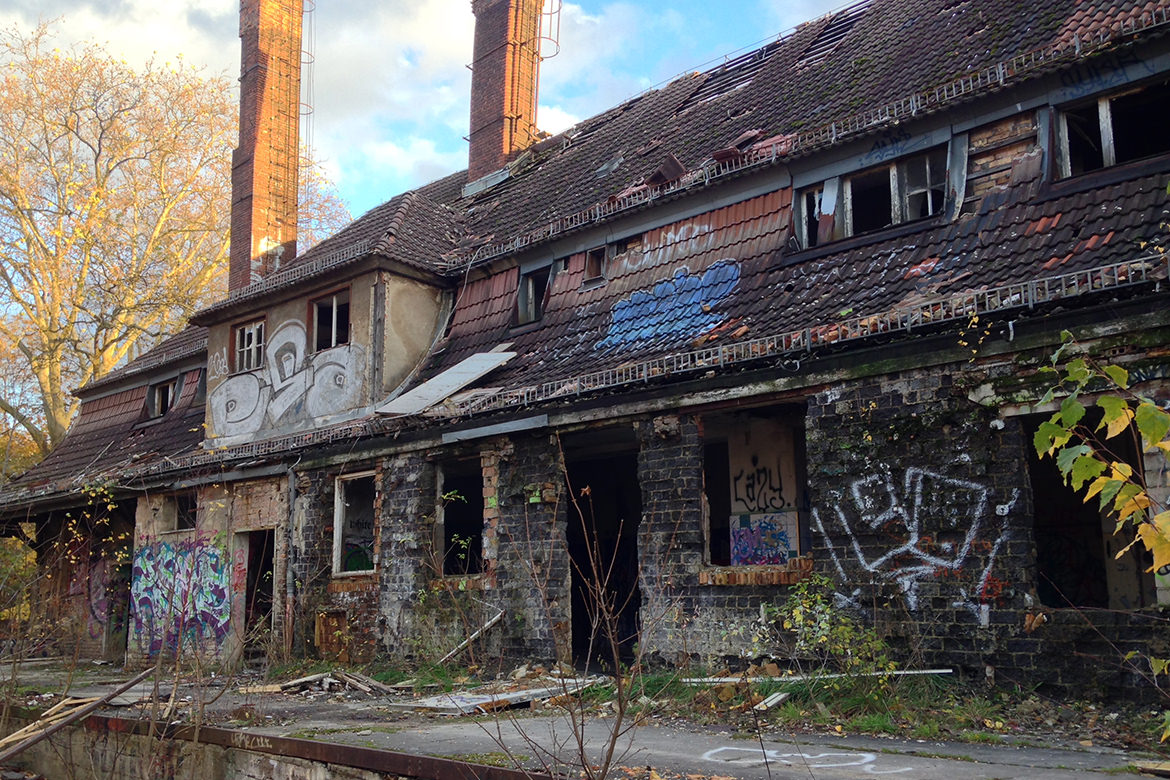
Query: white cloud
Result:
<box><xmin>537</xmin><ymin>105</ymin><xmax>580</xmax><ymax>135</ymax></box>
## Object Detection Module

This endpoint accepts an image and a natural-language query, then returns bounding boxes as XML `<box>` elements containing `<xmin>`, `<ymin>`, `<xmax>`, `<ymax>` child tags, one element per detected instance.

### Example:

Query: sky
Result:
<box><xmin>2</xmin><ymin>0</ymin><xmax>841</xmax><ymax>217</ymax></box>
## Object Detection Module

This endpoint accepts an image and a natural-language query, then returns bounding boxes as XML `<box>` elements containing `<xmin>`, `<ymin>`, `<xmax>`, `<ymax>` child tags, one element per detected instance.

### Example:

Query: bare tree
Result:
<box><xmin>0</xmin><ymin>23</ymin><xmax>351</xmax><ymax>458</ymax></box>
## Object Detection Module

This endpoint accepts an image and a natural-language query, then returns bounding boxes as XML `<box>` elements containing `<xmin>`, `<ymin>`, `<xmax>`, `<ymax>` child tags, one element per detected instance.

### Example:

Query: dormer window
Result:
<box><xmin>234</xmin><ymin>319</ymin><xmax>265</xmax><ymax>372</ymax></box>
<box><xmin>1058</xmin><ymin>79</ymin><xmax>1170</xmax><ymax>178</ymax></box>
<box><xmin>313</xmin><ymin>290</ymin><xmax>350</xmax><ymax>351</ymax></box>
<box><xmin>148</xmin><ymin>378</ymin><xmax>178</xmax><ymax>418</ymax></box>
<box><xmin>796</xmin><ymin>145</ymin><xmax>948</xmax><ymax>248</ymax></box>
<box><xmin>516</xmin><ymin>266</ymin><xmax>552</xmax><ymax>325</ymax></box>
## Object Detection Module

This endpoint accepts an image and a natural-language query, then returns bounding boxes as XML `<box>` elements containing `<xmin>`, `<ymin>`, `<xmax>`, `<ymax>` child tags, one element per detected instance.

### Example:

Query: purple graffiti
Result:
<box><xmin>730</xmin><ymin>513</ymin><xmax>797</xmax><ymax>566</ymax></box>
<box><xmin>131</xmin><ymin>538</ymin><xmax>230</xmax><ymax>656</ymax></box>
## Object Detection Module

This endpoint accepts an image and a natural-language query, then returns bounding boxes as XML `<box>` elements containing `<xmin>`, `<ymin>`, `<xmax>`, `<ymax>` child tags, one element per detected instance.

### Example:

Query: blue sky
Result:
<box><xmin>3</xmin><ymin>1</ymin><xmax>840</xmax><ymax>216</ymax></box>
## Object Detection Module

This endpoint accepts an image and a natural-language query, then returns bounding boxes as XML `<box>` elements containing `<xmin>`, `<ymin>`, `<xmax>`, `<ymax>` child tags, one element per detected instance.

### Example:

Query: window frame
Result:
<box><xmin>795</xmin><ymin>144</ymin><xmax>949</xmax><ymax>249</ymax></box>
<box><xmin>515</xmin><ymin>265</ymin><xmax>553</xmax><ymax>326</ymax></box>
<box><xmin>158</xmin><ymin>489</ymin><xmax>198</xmax><ymax>533</ymax></box>
<box><xmin>311</xmin><ymin>288</ymin><xmax>351</xmax><ymax>353</ymax></box>
<box><xmin>1056</xmin><ymin>80</ymin><xmax>1170</xmax><ymax>179</ymax></box>
<box><xmin>147</xmin><ymin>377</ymin><xmax>178</xmax><ymax>418</ymax></box>
<box><xmin>232</xmin><ymin>318</ymin><xmax>266</xmax><ymax>373</ymax></box>
<box><xmin>332</xmin><ymin>471</ymin><xmax>377</xmax><ymax>576</ymax></box>
<box><xmin>435</xmin><ymin>459</ymin><xmax>485</xmax><ymax>577</ymax></box>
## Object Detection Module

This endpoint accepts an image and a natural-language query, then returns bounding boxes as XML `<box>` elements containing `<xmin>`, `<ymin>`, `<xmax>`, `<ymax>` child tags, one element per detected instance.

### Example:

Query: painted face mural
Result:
<box><xmin>209</xmin><ymin>319</ymin><xmax>366</xmax><ymax>437</ymax></box>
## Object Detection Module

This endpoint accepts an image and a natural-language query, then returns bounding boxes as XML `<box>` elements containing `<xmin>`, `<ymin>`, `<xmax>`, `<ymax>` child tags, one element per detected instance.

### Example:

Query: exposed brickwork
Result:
<box><xmin>231</xmin><ymin>0</ymin><xmax>302</xmax><ymax>291</ymax></box>
<box><xmin>490</xmin><ymin>434</ymin><xmax>569</xmax><ymax>664</ymax></box>
<box><xmin>468</xmin><ymin>0</ymin><xmax>543</xmax><ymax>180</ymax></box>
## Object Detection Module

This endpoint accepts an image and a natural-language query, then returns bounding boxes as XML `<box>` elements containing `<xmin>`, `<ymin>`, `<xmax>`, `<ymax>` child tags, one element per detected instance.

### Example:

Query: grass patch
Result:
<box><xmin>448</xmin><ymin>752</ymin><xmax>529</xmax><ymax>768</ymax></box>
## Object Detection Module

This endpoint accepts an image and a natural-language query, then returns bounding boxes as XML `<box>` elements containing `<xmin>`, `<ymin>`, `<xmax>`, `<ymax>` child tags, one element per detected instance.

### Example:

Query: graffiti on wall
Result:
<box><xmin>131</xmin><ymin>537</ymin><xmax>230</xmax><ymax>656</ymax></box>
<box><xmin>731</xmin><ymin>512</ymin><xmax>798</xmax><ymax>565</ymax></box>
<box><xmin>812</xmin><ymin>466</ymin><xmax>1017</xmax><ymax>615</ymax></box>
<box><xmin>1055</xmin><ymin>49</ymin><xmax>1154</xmax><ymax>101</ymax></box>
<box><xmin>595</xmin><ymin>260</ymin><xmax>740</xmax><ymax>351</ymax></box>
<box><xmin>733</xmin><ymin>455</ymin><xmax>786</xmax><ymax>512</ymax></box>
<box><xmin>209</xmin><ymin>320</ymin><xmax>366</xmax><ymax>437</ymax></box>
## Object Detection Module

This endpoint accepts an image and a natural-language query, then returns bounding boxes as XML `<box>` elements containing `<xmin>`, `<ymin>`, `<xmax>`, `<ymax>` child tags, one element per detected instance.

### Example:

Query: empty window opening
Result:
<box><xmin>584</xmin><ymin>247</ymin><xmax>606</xmax><ymax>282</ymax></box>
<box><xmin>847</xmin><ymin>166</ymin><xmax>894</xmax><ymax>235</ymax></box>
<box><xmin>566</xmin><ymin>452</ymin><xmax>642</xmax><ymax>668</ymax></box>
<box><xmin>516</xmin><ymin>266</ymin><xmax>552</xmax><ymax>325</ymax></box>
<box><xmin>313</xmin><ymin>290</ymin><xmax>351</xmax><ymax>351</ymax></box>
<box><xmin>157</xmin><ymin>490</ymin><xmax>197</xmax><ymax>532</ymax></box>
<box><xmin>149</xmin><ymin>379</ymin><xmax>178</xmax><ymax>418</ymax></box>
<box><xmin>702</xmin><ymin>408</ymin><xmax>809</xmax><ymax>566</ymax></box>
<box><xmin>1024</xmin><ymin>412</ymin><xmax>1154</xmax><ymax>609</ymax></box>
<box><xmin>234</xmin><ymin>319</ymin><xmax>266</xmax><ymax>372</ymax></box>
<box><xmin>334</xmin><ymin>473</ymin><xmax>376</xmax><ymax>574</ymax></box>
<box><xmin>1059</xmin><ymin>79</ymin><xmax>1170</xmax><ymax>177</ymax></box>
<box><xmin>438</xmin><ymin>461</ymin><xmax>484</xmax><ymax>576</ymax></box>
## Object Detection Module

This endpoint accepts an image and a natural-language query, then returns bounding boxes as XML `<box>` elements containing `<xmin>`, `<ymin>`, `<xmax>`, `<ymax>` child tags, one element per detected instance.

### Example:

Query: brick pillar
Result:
<box><xmin>230</xmin><ymin>0</ymin><xmax>302</xmax><ymax>292</ymax></box>
<box><xmin>468</xmin><ymin>0</ymin><xmax>543</xmax><ymax>181</ymax></box>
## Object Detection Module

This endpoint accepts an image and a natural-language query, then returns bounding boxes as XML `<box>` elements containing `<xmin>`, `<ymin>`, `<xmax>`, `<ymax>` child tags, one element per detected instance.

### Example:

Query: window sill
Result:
<box><xmin>429</xmin><ymin>573</ymin><xmax>486</xmax><ymax>592</ymax></box>
<box><xmin>781</xmin><ymin>216</ymin><xmax>943</xmax><ymax>267</ymax></box>
<box><xmin>698</xmin><ymin>558</ymin><xmax>813</xmax><ymax>586</ymax></box>
<box><xmin>1036</xmin><ymin>152</ymin><xmax>1170</xmax><ymax>204</ymax></box>
<box><xmin>328</xmin><ymin>571</ymin><xmax>377</xmax><ymax>593</ymax></box>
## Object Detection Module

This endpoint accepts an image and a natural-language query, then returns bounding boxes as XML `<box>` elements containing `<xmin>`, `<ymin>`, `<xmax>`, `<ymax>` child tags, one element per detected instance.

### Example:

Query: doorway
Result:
<box><xmin>242</xmin><ymin>529</ymin><xmax>275</xmax><ymax>647</ymax></box>
<box><xmin>565</xmin><ymin>452</ymin><xmax>642</xmax><ymax>670</ymax></box>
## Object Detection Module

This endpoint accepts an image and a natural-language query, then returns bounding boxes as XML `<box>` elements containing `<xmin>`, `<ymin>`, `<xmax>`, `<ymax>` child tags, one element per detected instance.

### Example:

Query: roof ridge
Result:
<box><xmin>373</xmin><ymin>189</ymin><xmax>420</xmax><ymax>256</ymax></box>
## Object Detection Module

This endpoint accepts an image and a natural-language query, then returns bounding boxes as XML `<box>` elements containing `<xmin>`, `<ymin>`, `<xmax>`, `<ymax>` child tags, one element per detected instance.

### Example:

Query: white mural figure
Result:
<box><xmin>813</xmin><ymin>466</ymin><xmax>1017</xmax><ymax>616</ymax></box>
<box><xmin>209</xmin><ymin>318</ymin><xmax>367</xmax><ymax>439</ymax></box>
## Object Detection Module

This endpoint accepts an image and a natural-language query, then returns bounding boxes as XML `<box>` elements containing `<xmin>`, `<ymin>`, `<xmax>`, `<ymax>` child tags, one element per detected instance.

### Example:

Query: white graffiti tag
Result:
<box><xmin>703</xmin><ymin>746</ymin><xmax>910</xmax><ymax>774</ymax></box>
<box><xmin>813</xmin><ymin>467</ymin><xmax>1018</xmax><ymax>615</ymax></box>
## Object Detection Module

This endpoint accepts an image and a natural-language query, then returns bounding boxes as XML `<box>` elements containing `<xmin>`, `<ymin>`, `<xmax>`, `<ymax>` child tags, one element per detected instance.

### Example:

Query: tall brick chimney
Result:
<box><xmin>468</xmin><ymin>0</ymin><xmax>544</xmax><ymax>181</ymax></box>
<box><xmin>230</xmin><ymin>0</ymin><xmax>303</xmax><ymax>292</ymax></box>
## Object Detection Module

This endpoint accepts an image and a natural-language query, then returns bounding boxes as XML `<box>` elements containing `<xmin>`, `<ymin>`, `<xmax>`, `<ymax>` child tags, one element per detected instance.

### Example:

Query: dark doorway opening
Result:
<box><xmin>565</xmin><ymin>451</ymin><xmax>642</xmax><ymax>671</ymax></box>
<box><xmin>1024</xmin><ymin>413</ymin><xmax>1154</xmax><ymax>609</ymax></box>
<box><xmin>245</xmin><ymin>529</ymin><xmax>275</xmax><ymax>641</ymax></box>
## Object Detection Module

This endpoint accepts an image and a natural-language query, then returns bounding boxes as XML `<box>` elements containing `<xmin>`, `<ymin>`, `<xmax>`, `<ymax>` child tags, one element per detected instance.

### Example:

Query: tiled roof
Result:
<box><xmin>194</xmin><ymin>173</ymin><xmax>467</xmax><ymax>320</ymax></box>
<box><xmin>3</xmin><ymin>366</ymin><xmax>208</xmax><ymax>509</ymax></box>
<box><xmin>3</xmin><ymin>0</ymin><xmax>1169</xmax><ymax>509</ymax></box>
<box><xmin>80</xmin><ymin>325</ymin><xmax>208</xmax><ymax>394</ymax></box>
<box><xmin>423</xmin><ymin>155</ymin><xmax>1170</xmax><ymax>413</ymax></box>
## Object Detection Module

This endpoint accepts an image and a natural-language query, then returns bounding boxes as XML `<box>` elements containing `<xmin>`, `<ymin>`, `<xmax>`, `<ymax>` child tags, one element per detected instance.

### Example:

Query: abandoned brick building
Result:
<box><xmin>1</xmin><ymin>0</ymin><xmax>1169</xmax><ymax>697</ymax></box>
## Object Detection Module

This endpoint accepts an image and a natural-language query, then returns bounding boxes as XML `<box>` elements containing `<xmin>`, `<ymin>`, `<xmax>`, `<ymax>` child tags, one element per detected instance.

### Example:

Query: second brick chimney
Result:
<box><xmin>230</xmin><ymin>0</ymin><xmax>303</xmax><ymax>292</ymax></box>
<box><xmin>468</xmin><ymin>0</ymin><xmax>544</xmax><ymax>182</ymax></box>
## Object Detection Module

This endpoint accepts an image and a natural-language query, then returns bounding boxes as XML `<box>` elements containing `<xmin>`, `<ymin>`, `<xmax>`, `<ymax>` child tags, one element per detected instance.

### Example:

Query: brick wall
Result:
<box><xmin>230</xmin><ymin>0</ymin><xmax>302</xmax><ymax>291</ymax></box>
<box><xmin>490</xmin><ymin>433</ymin><xmax>569</xmax><ymax>665</ymax></box>
<box><xmin>468</xmin><ymin>0</ymin><xmax>543</xmax><ymax>180</ymax></box>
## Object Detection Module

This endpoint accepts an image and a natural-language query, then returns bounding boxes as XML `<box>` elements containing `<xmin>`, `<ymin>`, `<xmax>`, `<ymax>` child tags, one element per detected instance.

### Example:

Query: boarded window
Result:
<box><xmin>334</xmin><ymin>473</ymin><xmax>376</xmax><ymax>574</ymax></box>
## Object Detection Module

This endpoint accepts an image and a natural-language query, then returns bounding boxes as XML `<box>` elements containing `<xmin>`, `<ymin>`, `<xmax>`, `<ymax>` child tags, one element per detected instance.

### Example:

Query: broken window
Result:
<box><xmin>158</xmin><ymin>490</ymin><xmax>197</xmax><ymax>532</ymax></box>
<box><xmin>701</xmin><ymin>408</ymin><xmax>808</xmax><ymax>566</ymax></box>
<box><xmin>796</xmin><ymin>146</ymin><xmax>947</xmax><ymax>249</ymax></box>
<box><xmin>313</xmin><ymin>289</ymin><xmax>350</xmax><ymax>352</ymax></box>
<box><xmin>584</xmin><ymin>247</ymin><xmax>606</xmax><ymax>283</ymax></box>
<box><xmin>516</xmin><ymin>265</ymin><xmax>552</xmax><ymax>325</ymax></box>
<box><xmin>233</xmin><ymin>319</ymin><xmax>266</xmax><ymax>372</ymax></box>
<box><xmin>334</xmin><ymin>473</ymin><xmax>376</xmax><ymax>574</ymax></box>
<box><xmin>148</xmin><ymin>378</ymin><xmax>178</xmax><ymax>418</ymax></box>
<box><xmin>1023</xmin><ymin>412</ymin><xmax>1155</xmax><ymax>609</ymax></box>
<box><xmin>437</xmin><ymin>460</ymin><xmax>484</xmax><ymax>576</ymax></box>
<box><xmin>1058</xmin><ymin>79</ymin><xmax>1170</xmax><ymax>177</ymax></box>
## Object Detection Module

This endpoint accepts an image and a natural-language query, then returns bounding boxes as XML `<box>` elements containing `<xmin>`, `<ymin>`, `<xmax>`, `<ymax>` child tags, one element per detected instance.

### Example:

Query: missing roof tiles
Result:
<box><xmin>676</xmin><ymin>39</ymin><xmax>784</xmax><ymax>113</ymax></box>
<box><xmin>795</xmin><ymin>0</ymin><xmax>872</xmax><ymax>68</ymax></box>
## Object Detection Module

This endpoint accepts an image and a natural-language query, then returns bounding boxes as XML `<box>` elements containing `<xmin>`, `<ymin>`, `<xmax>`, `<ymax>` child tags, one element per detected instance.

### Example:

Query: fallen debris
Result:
<box><xmin>681</xmin><ymin>668</ymin><xmax>952</xmax><ymax>685</ymax></box>
<box><xmin>388</xmin><ymin>676</ymin><xmax>604</xmax><ymax>715</ymax></box>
